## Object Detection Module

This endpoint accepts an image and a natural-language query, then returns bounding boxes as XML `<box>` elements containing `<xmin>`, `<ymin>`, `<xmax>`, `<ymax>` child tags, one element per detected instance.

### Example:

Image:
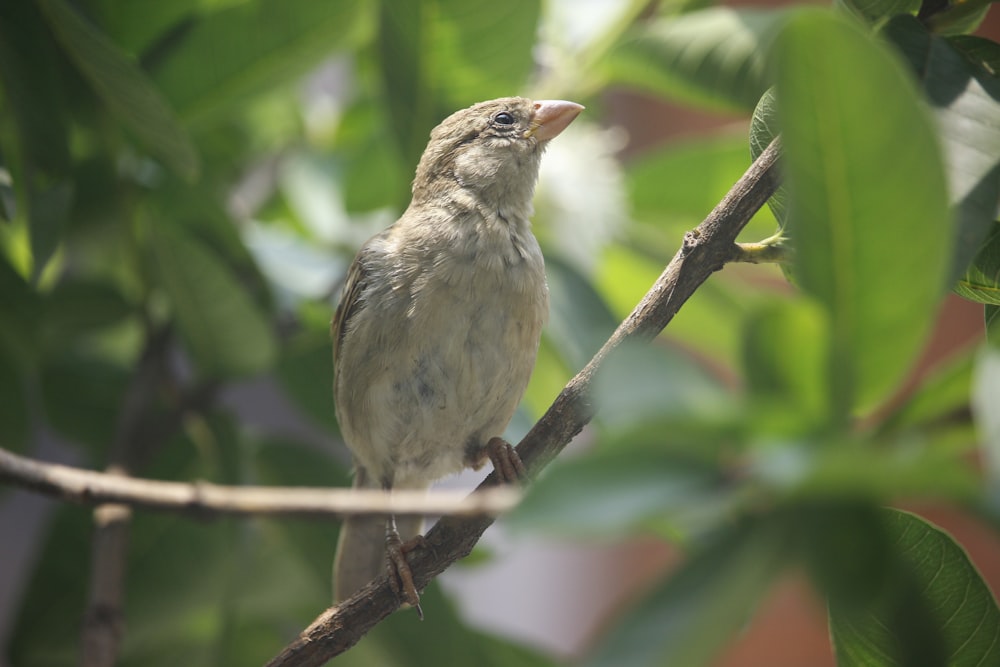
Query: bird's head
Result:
<box><xmin>412</xmin><ymin>97</ymin><xmax>584</xmax><ymax>208</ymax></box>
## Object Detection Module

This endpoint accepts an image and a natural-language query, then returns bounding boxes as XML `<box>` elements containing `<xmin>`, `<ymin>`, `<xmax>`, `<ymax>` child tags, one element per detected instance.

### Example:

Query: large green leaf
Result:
<box><xmin>830</xmin><ymin>509</ymin><xmax>1000</xmax><ymax>666</ymax></box>
<box><xmin>771</xmin><ymin>10</ymin><xmax>951</xmax><ymax>417</ymax></box>
<box><xmin>38</xmin><ymin>0</ymin><xmax>199</xmax><ymax>180</ymax></box>
<box><xmin>149</xmin><ymin>225</ymin><xmax>276</xmax><ymax>378</ymax></box>
<box><xmin>604</xmin><ymin>7</ymin><xmax>788</xmax><ymax>112</ymax></box>
<box><xmin>582</xmin><ymin>517</ymin><xmax>789</xmax><ymax>667</ymax></box>
<box><xmin>376</xmin><ymin>0</ymin><xmax>542</xmax><ymax>167</ymax></box>
<box><xmin>151</xmin><ymin>0</ymin><xmax>368</xmax><ymax>127</ymax></box>
<box><xmin>881</xmin><ymin>16</ymin><xmax>1000</xmax><ymax>290</ymax></box>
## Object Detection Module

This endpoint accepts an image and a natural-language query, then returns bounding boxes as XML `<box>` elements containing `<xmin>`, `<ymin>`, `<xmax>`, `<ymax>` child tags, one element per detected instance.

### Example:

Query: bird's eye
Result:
<box><xmin>493</xmin><ymin>111</ymin><xmax>515</xmax><ymax>126</ymax></box>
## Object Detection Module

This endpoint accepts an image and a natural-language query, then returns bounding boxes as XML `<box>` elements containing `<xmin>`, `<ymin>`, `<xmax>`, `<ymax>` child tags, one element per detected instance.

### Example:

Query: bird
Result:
<box><xmin>331</xmin><ymin>96</ymin><xmax>584</xmax><ymax>614</ymax></box>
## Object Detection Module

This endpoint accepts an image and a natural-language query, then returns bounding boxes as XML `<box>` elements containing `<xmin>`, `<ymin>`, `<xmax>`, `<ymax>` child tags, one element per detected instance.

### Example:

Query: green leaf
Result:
<box><xmin>376</xmin><ymin>0</ymin><xmax>542</xmax><ymax>167</ymax></box>
<box><xmin>925</xmin><ymin>0</ymin><xmax>995</xmax><ymax>36</ymax></box>
<box><xmin>949</xmin><ymin>35</ymin><xmax>1000</xmax><ymax>75</ymax></box>
<box><xmin>582</xmin><ymin>517</ymin><xmax>788</xmax><ymax>667</ymax></box>
<box><xmin>742</xmin><ymin>298</ymin><xmax>830</xmax><ymax>429</ymax></box>
<box><xmin>749</xmin><ymin>88</ymin><xmax>789</xmax><ymax>227</ymax></box>
<box><xmin>604</xmin><ymin>7</ymin><xmax>788</xmax><ymax>112</ymax></box>
<box><xmin>545</xmin><ymin>256</ymin><xmax>620</xmax><ymax>371</ymax></box>
<box><xmin>0</xmin><ymin>252</ymin><xmax>41</xmax><ymax>359</ymax></box>
<box><xmin>881</xmin><ymin>16</ymin><xmax>1000</xmax><ymax>289</ymax></box>
<box><xmin>367</xmin><ymin>584</ymin><xmax>554</xmax><ymax>667</ymax></box>
<box><xmin>751</xmin><ymin>434</ymin><xmax>978</xmax><ymax>502</ymax></box>
<box><xmin>0</xmin><ymin>2</ymin><xmax>74</xmax><ymax>277</ymax></box>
<box><xmin>834</xmin><ymin>0</ymin><xmax>920</xmax><ymax>25</ymax></box>
<box><xmin>591</xmin><ymin>340</ymin><xmax>730</xmax><ymax>431</ymax></box>
<box><xmin>94</xmin><ymin>0</ymin><xmax>208</xmax><ymax>54</ymax></box>
<box><xmin>771</xmin><ymin>10</ymin><xmax>951</xmax><ymax>416</ymax></box>
<box><xmin>954</xmin><ymin>223</ymin><xmax>1000</xmax><ymax>304</ymax></box>
<box><xmin>40</xmin><ymin>355</ymin><xmax>129</xmax><ymax>456</ymax></box>
<box><xmin>879</xmin><ymin>350</ymin><xmax>974</xmax><ymax>432</ymax></box>
<box><xmin>830</xmin><ymin>509</ymin><xmax>1000</xmax><ymax>667</ymax></box>
<box><xmin>38</xmin><ymin>0</ymin><xmax>199</xmax><ymax>180</ymax></box>
<box><xmin>149</xmin><ymin>225</ymin><xmax>276</xmax><ymax>378</ymax></box>
<box><xmin>510</xmin><ymin>450</ymin><xmax>726</xmax><ymax>539</ymax></box>
<box><xmin>798</xmin><ymin>502</ymin><xmax>897</xmax><ymax>610</ymax></box>
<box><xmin>629</xmin><ymin>133</ymin><xmax>779</xmax><ymax>238</ymax></box>
<box><xmin>40</xmin><ymin>278</ymin><xmax>134</xmax><ymax>348</ymax></box>
<box><xmin>274</xmin><ymin>326</ymin><xmax>338</xmax><ymax>432</ymax></box>
<box><xmin>0</xmin><ymin>348</ymin><xmax>29</xmax><ymax>451</ymax></box>
<box><xmin>151</xmin><ymin>0</ymin><xmax>369</xmax><ymax>127</ymax></box>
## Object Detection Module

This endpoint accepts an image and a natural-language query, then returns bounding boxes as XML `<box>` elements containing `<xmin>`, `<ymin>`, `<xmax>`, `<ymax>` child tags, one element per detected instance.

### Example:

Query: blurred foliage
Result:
<box><xmin>1</xmin><ymin>0</ymin><xmax>999</xmax><ymax>666</ymax></box>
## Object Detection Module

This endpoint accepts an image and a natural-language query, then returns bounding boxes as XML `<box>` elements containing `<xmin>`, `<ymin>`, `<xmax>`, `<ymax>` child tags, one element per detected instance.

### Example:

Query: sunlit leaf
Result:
<box><xmin>605</xmin><ymin>7</ymin><xmax>787</xmax><ymax>112</ymax></box>
<box><xmin>377</xmin><ymin>0</ymin><xmax>542</xmax><ymax>167</ymax></box>
<box><xmin>772</xmin><ymin>10</ymin><xmax>951</xmax><ymax>416</ymax></box>
<box><xmin>881</xmin><ymin>16</ymin><xmax>1000</xmax><ymax>289</ymax></box>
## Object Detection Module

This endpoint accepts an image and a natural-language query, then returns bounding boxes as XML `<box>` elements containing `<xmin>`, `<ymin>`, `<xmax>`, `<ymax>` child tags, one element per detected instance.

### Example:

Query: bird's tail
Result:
<box><xmin>333</xmin><ymin>468</ymin><xmax>426</xmax><ymax>603</ymax></box>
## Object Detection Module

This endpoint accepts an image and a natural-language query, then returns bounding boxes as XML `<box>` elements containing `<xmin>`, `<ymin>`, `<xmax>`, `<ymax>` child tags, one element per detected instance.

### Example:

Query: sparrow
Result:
<box><xmin>331</xmin><ymin>96</ymin><xmax>584</xmax><ymax>614</ymax></box>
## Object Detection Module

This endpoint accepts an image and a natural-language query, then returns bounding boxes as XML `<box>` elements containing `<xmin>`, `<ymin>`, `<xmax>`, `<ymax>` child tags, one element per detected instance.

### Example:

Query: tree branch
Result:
<box><xmin>264</xmin><ymin>137</ymin><xmax>783</xmax><ymax>666</ymax></box>
<box><xmin>0</xmin><ymin>446</ymin><xmax>520</xmax><ymax>517</ymax></box>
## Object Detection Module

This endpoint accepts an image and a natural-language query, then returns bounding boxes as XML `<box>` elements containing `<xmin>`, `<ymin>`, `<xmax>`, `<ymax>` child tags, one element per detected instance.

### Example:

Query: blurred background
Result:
<box><xmin>2</xmin><ymin>0</ymin><xmax>999</xmax><ymax>665</ymax></box>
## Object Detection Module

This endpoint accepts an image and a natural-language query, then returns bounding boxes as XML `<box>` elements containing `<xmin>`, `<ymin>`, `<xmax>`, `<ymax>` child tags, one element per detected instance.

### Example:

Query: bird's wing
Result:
<box><xmin>331</xmin><ymin>250</ymin><xmax>370</xmax><ymax>386</ymax></box>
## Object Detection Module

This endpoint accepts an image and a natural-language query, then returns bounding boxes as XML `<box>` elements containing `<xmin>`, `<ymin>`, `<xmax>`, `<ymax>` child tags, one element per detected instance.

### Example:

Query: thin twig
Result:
<box><xmin>80</xmin><ymin>326</ymin><xmax>171</xmax><ymax>667</ymax></box>
<box><xmin>264</xmin><ymin>137</ymin><xmax>783</xmax><ymax>667</ymax></box>
<box><xmin>0</xmin><ymin>447</ymin><xmax>520</xmax><ymax>517</ymax></box>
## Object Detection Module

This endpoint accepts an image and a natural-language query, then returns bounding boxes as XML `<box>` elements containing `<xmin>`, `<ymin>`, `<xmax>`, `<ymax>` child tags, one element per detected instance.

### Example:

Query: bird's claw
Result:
<box><xmin>486</xmin><ymin>436</ymin><xmax>527</xmax><ymax>484</ymax></box>
<box><xmin>386</xmin><ymin>531</ymin><xmax>424</xmax><ymax>619</ymax></box>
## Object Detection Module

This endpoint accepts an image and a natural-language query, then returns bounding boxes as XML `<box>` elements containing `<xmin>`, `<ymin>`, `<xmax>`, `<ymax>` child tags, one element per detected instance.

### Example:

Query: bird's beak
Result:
<box><xmin>524</xmin><ymin>100</ymin><xmax>585</xmax><ymax>141</ymax></box>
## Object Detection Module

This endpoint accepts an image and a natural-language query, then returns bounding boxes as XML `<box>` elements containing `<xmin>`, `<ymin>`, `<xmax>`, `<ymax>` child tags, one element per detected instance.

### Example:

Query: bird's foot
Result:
<box><xmin>486</xmin><ymin>436</ymin><xmax>527</xmax><ymax>484</ymax></box>
<box><xmin>386</xmin><ymin>529</ymin><xmax>425</xmax><ymax>619</ymax></box>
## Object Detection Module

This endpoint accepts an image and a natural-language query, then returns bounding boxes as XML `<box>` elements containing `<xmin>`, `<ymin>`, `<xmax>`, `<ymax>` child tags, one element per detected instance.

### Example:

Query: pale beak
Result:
<box><xmin>524</xmin><ymin>100</ymin><xmax>585</xmax><ymax>141</ymax></box>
